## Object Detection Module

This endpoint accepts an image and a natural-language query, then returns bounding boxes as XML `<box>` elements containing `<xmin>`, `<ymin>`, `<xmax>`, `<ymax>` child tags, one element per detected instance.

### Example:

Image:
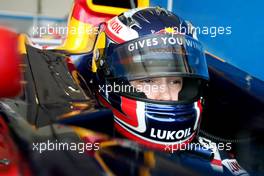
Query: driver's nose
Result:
<box><xmin>158</xmin><ymin>84</ymin><xmax>173</xmax><ymax>101</ymax></box>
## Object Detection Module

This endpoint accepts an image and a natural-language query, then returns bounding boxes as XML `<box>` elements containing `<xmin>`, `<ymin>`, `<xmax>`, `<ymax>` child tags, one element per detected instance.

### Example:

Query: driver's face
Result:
<box><xmin>130</xmin><ymin>77</ymin><xmax>183</xmax><ymax>101</ymax></box>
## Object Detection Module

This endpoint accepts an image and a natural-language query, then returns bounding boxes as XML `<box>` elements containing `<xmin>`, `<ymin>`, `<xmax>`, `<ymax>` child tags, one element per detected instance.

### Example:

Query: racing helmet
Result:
<box><xmin>92</xmin><ymin>7</ymin><xmax>209</xmax><ymax>150</ymax></box>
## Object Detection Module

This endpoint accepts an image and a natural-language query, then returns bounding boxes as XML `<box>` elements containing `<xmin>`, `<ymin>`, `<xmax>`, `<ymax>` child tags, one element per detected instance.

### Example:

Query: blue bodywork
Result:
<box><xmin>151</xmin><ymin>0</ymin><xmax>264</xmax><ymax>82</ymax></box>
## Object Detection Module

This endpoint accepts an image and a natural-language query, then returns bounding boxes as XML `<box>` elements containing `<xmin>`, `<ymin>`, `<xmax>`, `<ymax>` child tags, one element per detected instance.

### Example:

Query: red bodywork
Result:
<box><xmin>73</xmin><ymin>0</ymin><xmax>114</xmax><ymax>25</ymax></box>
<box><xmin>0</xmin><ymin>28</ymin><xmax>30</xmax><ymax>176</ymax></box>
<box><xmin>0</xmin><ymin>28</ymin><xmax>22</xmax><ymax>98</ymax></box>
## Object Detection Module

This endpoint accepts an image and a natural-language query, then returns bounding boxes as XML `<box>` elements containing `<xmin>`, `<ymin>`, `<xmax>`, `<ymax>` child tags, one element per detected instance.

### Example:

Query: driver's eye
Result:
<box><xmin>169</xmin><ymin>79</ymin><xmax>182</xmax><ymax>85</ymax></box>
<box><xmin>139</xmin><ymin>79</ymin><xmax>154</xmax><ymax>83</ymax></box>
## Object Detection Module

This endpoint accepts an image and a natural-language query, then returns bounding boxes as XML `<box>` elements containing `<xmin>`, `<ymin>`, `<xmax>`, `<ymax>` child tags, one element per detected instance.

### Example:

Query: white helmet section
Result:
<box><xmin>106</xmin><ymin>16</ymin><xmax>139</xmax><ymax>43</ymax></box>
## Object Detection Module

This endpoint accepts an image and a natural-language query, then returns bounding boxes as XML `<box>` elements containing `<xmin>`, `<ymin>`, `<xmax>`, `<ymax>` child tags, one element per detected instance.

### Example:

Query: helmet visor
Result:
<box><xmin>107</xmin><ymin>33</ymin><xmax>209</xmax><ymax>81</ymax></box>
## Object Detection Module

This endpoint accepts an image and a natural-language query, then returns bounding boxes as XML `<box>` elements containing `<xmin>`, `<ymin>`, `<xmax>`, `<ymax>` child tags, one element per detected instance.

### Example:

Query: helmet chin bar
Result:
<box><xmin>114</xmin><ymin>100</ymin><xmax>202</xmax><ymax>151</ymax></box>
<box><xmin>97</xmin><ymin>91</ymin><xmax>202</xmax><ymax>151</ymax></box>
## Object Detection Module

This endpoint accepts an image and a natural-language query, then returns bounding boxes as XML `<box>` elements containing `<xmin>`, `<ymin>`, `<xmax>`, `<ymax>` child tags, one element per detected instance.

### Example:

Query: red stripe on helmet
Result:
<box><xmin>120</xmin><ymin>96</ymin><xmax>139</xmax><ymax>127</ymax></box>
<box><xmin>97</xmin><ymin>94</ymin><xmax>139</xmax><ymax>127</ymax></box>
<box><xmin>197</xmin><ymin>100</ymin><xmax>203</xmax><ymax>125</ymax></box>
<box><xmin>197</xmin><ymin>100</ymin><xmax>203</xmax><ymax>113</ymax></box>
<box><xmin>211</xmin><ymin>159</ymin><xmax>222</xmax><ymax>166</ymax></box>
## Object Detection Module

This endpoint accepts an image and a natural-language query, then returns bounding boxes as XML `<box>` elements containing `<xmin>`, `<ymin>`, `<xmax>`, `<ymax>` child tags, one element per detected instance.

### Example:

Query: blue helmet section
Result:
<box><xmin>118</xmin><ymin>7</ymin><xmax>192</xmax><ymax>38</ymax></box>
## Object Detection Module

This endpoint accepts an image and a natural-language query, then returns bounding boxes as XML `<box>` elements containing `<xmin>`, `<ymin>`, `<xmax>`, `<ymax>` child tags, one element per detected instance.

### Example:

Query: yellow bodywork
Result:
<box><xmin>57</xmin><ymin>0</ymin><xmax>149</xmax><ymax>54</ymax></box>
<box><xmin>18</xmin><ymin>34</ymin><xmax>29</xmax><ymax>54</ymax></box>
<box><xmin>57</xmin><ymin>17</ymin><xmax>96</xmax><ymax>54</ymax></box>
<box><xmin>86</xmin><ymin>0</ymin><xmax>149</xmax><ymax>15</ymax></box>
<box><xmin>91</xmin><ymin>31</ymin><xmax>106</xmax><ymax>72</ymax></box>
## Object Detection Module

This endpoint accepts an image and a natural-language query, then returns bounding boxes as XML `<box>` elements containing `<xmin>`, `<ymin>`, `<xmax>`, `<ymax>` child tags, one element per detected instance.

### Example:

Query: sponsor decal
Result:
<box><xmin>222</xmin><ymin>159</ymin><xmax>248</xmax><ymax>176</ymax></box>
<box><xmin>106</xmin><ymin>17</ymin><xmax>139</xmax><ymax>43</ymax></box>
<box><xmin>127</xmin><ymin>35</ymin><xmax>202</xmax><ymax>52</ymax></box>
<box><xmin>109</xmin><ymin>19</ymin><xmax>123</xmax><ymax>34</ymax></box>
<box><xmin>150</xmin><ymin>128</ymin><xmax>191</xmax><ymax>140</ymax></box>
